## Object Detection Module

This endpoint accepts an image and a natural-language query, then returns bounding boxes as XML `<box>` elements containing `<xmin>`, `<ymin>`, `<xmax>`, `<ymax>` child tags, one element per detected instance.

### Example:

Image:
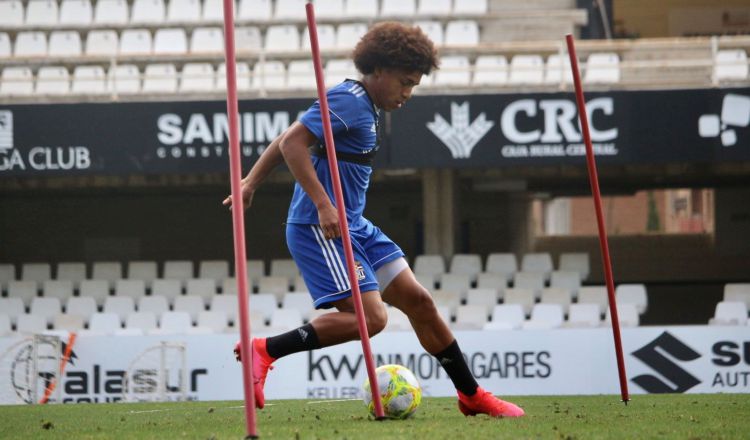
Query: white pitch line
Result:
<box><xmin>127</xmin><ymin>409</ymin><xmax>172</xmax><ymax>414</ymax></box>
<box><xmin>307</xmin><ymin>399</ymin><xmax>360</xmax><ymax>405</ymax></box>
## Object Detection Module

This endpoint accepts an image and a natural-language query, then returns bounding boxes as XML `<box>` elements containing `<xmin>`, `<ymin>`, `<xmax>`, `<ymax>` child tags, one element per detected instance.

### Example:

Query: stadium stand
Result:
<box><xmin>522</xmin><ymin>304</ymin><xmax>565</xmax><ymax>330</ymax></box>
<box><xmin>66</xmin><ymin>296</ymin><xmax>97</xmax><ymax>326</ymax></box>
<box><xmin>0</xmin><ymin>298</ymin><xmax>25</xmax><ymax>326</ymax></box>
<box><xmin>79</xmin><ymin>280</ymin><xmax>110</xmax><ymax>307</ymax></box>
<box><xmin>56</xmin><ymin>262</ymin><xmax>87</xmax><ymax>289</ymax></box>
<box><xmin>484</xmin><ymin>304</ymin><xmax>525</xmax><ymax>330</ymax></box>
<box><xmin>708</xmin><ymin>301</ymin><xmax>748</xmax><ymax>326</ymax></box>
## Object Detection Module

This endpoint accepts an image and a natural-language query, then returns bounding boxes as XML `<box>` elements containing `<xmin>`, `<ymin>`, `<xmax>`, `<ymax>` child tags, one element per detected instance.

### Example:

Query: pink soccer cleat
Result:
<box><xmin>457</xmin><ymin>387</ymin><xmax>525</xmax><ymax>418</ymax></box>
<box><xmin>234</xmin><ymin>338</ymin><xmax>275</xmax><ymax>409</ymax></box>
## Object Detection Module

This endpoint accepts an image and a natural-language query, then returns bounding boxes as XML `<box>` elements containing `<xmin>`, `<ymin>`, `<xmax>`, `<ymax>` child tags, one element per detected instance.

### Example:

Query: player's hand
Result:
<box><xmin>317</xmin><ymin>202</ymin><xmax>341</xmax><ymax>240</ymax></box>
<box><xmin>222</xmin><ymin>179</ymin><xmax>255</xmax><ymax>211</ymax></box>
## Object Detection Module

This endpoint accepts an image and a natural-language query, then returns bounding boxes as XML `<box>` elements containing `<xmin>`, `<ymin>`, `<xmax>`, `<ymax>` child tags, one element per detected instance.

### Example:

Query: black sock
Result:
<box><xmin>265</xmin><ymin>323</ymin><xmax>321</xmax><ymax>359</ymax></box>
<box><xmin>432</xmin><ymin>340</ymin><xmax>479</xmax><ymax>396</ymax></box>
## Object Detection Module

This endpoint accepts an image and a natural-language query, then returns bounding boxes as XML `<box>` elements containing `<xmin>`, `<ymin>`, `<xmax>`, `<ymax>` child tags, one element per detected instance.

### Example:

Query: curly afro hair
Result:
<box><xmin>352</xmin><ymin>22</ymin><xmax>439</xmax><ymax>75</ymax></box>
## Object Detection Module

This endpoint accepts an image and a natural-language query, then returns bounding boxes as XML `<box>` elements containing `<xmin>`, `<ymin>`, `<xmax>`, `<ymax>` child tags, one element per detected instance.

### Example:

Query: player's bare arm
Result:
<box><xmin>222</xmin><ymin>133</ymin><xmax>285</xmax><ymax>210</ymax></box>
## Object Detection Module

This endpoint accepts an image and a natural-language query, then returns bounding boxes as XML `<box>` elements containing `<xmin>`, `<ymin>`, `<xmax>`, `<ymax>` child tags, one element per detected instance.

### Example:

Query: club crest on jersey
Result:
<box><xmin>354</xmin><ymin>261</ymin><xmax>366</xmax><ymax>281</ymax></box>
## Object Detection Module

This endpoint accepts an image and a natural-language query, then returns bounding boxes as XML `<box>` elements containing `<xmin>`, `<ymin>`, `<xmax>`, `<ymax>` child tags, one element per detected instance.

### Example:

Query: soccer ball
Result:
<box><xmin>362</xmin><ymin>364</ymin><xmax>422</xmax><ymax>419</ymax></box>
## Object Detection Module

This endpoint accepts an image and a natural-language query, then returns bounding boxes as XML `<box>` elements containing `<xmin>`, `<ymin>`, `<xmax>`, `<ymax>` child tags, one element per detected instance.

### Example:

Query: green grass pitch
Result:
<box><xmin>1</xmin><ymin>394</ymin><xmax>748</xmax><ymax>439</ymax></box>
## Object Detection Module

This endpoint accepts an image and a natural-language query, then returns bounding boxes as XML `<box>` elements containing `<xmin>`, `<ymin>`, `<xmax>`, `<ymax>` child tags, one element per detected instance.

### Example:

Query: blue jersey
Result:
<box><xmin>287</xmin><ymin>80</ymin><xmax>379</xmax><ymax>230</ymax></box>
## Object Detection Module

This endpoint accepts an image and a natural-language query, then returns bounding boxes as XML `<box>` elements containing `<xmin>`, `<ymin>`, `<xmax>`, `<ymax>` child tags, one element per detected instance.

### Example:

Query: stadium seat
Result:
<box><xmin>476</xmin><ymin>273</ymin><xmax>507</xmax><ymax>297</ymax></box>
<box><xmin>85</xmin><ymin>30</ymin><xmax>118</xmax><ymax>56</ymax></box>
<box><xmin>384</xmin><ymin>306</ymin><xmax>411</xmax><ymax>331</ymax></box>
<box><xmin>0</xmin><ymin>298</ymin><xmax>25</xmax><ymax>326</ymax></box>
<box><xmin>25</xmin><ymin>0</ymin><xmax>58</xmax><ymax>27</ymax></box>
<box><xmin>60</xmin><ymin>0</ymin><xmax>92</xmax><ymax>25</ymax></box>
<box><xmin>119</xmin><ymin>29</ymin><xmax>153</xmax><ymax>55</ymax></box>
<box><xmin>344</xmin><ymin>0</ymin><xmax>377</xmax><ymax>18</ymax></box>
<box><xmin>22</xmin><ymin>263</ymin><xmax>51</xmax><ymax>284</ymax></box>
<box><xmin>154</xmin><ymin>28</ymin><xmax>188</xmax><ymax>55</ymax></box>
<box><xmin>414</xmin><ymin>254</ymin><xmax>446</xmax><ymax>285</ymax></box>
<box><xmin>0</xmin><ymin>71</ymin><xmax>32</xmax><ymax>96</ymax></box>
<box><xmin>127</xmin><ymin>261</ymin><xmax>158</xmax><ymax>288</ymax></box>
<box><xmin>36</xmin><ymin>67</ymin><xmax>70</xmax><ymax>95</ymax></box>
<box><xmin>578</xmin><ymin>286</ymin><xmax>607</xmax><ymax>315</ymax></box>
<box><xmin>275</xmin><ymin>0</ymin><xmax>306</xmax><ymax>20</ymax></box>
<box><xmin>173</xmin><ymin>295</ymin><xmax>204</xmax><ymax>322</ymax></box>
<box><xmin>270</xmin><ymin>309</ymin><xmax>303</xmax><ymax>331</ymax></box>
<box><xmin>66</xmin><ymin>296</ymin><xmax>97</xmax><ymax>324</ymax></box>
<box><xmin>180</xmin><ymin>63</ymin><xmax>215</xmax><ymax>92</ymax></box>
<box><xmin>158</xmin><ymin>311</ymin><xmax>192</xmax><ymax>333</ymax></box>
<box><xmin>485</xmin><ymin>304</ymin><xmax>525</xmax><ymax>330</ymax></box>
<box><xmin>131</xmin><ymin>0</ymin><xmax>166</xmax><ymax>24</ymax></box>
<box><xmin>454</xmin><ymin>305</ymin><xmax>488</xmax><ymax>330</ymax></box>
<box><xmin>436</xmin><ymin>305</ymin><xmax>452</xmax><ymax>323</ymax></box>
<box><xmin>584</xmin><ymin>53</ymin><xmax>621</xmax><ymax>84</ymax></box>
<box><xmin>270</xmin><ymin>259</ymin><xmax>299</xmax><ymax>280</ymax></box>
<box><xmin>17</xmin><ymin>314</ymin><xmax>47</xmax><ymax>334</ymax></box>
<box><xmin>540</xmin><ymin>287</ymin><xmax>572</xmax><ymax>314</ymax></box>
<box><xmin>465</xmin><ymin>288</ymin><xmax>498</xmax><ymax>312</ymax></box>
<box><xmin>509</xmin><ymin>55</ymin><xmax>545</xmax><ymax>85</ymax></box>
<box><xmin>31</xmin><ymin>297</ymin><xmax>62</xmax><ymax>326</ymax></box>
<box><xmin>315</xmin><ymin>0</ymin><xmax>343</xmax><ymax>19</ymax></box>
<box><xmin>14</xmin><ymin>31</ymin><xmax>47</xmax><ymax>57</ymax></box>
<box><xmin>252</xmin><ymin>61</ymin><xmax>286</xmax><ymax>91</ymax></box>
<box><xmin>167</xmin><ymin>0</ymin><xmax>201</xmax><ymax>22</ymax></box>
<box><xmin>151</xmin><ymin>279</ymin><xmax>182</xmax><ymax>305</ymax></box>
<box><xmin>550</xmin><ymin>271</ymin><xmax>581</xmax><ymax>298</ymax></box>
<box><xmin>708</xmin><ymin>301</ymin><xmax>747</xmax><ymax>326</ymax></box>
<box><xmin>444</xmin><ymin>20</ymin><xmax>480</xmax><ymax>46</ymax></box>
<box><xmin>415</xmin><ymin>273</ymin><xmax>435</xmax><ymax>290</ymax></box>
<box><xmin>198</xmin><ymin>260</ymin><xmax>229</xmax><ymax>287</ymax></box>
<box><xmin>265</xmin><ymin>25</ymin><xmax>300</xmax><ymax>52</ymax></box>
<box><xmin>185</xmin><ymin>278</ymin><xmax>216</xmax><ymax>305</ymax></box>
<box><xmin>485</xmin><ymin>253</ymin><xmax>517</xmax><ymax>282</ymax></box>
<box><xmin>503</xmin><ymin>288</ymin><xmax>535</xmax><ymax>316</ymax></box>
<box><xmin>79</xmin><ymin>280</ymin><xmax>110</xmax><ymax>307</ymax></box>
<box><xmin>0</xmin><ymin>33</ymin><xmax>11</xmax><ymax>58</ymax></box>
<box><xmin>417</xmin><ymin>0</ymin><xmax>450</xmax><ymax>16</ymax></box>
<box><xmin>92</xmin><ymin>261</ymin><xmax>122</xmax><ymax>289</ymax></box>
<box><xmin>520</xmin><ymin>253</ymin><xmax>553</xmax><ymax>280</ymax></box>
<box><xmin>0</xmin><ymin>264</ymin><xmax>14</xmax><ymax>292</ymax></box>
<box><xmin>42</xmin><ymin>280</ymin><xmax>74</xmax><ymax>302</ymax></box>
<box><xmin>126</xmin><ymin>311</ymin><xmax>158</xmax><ymax>331</ymax></box>
<box><xmin>56</xmin><ymin>262</ymin><xmax>87</xmax><ymax>288</ymax></box>
<box><xmin>335</xmin><ymin>23</ymin><xmax>368</xmax><ymax>50</ymax></box>
<box><xmin>221</xmin><ymin>278</ymin><xmax>246</xmax><ymax>296</ymax></box>
<box><xmin>615</xmin><ymin>284</ymin><xmax>648</xmax><ymax>314</ymax></box>
<box><xmin>257</xmin><ymin>276</ymin><xmax>290</xmax><ymax>302</ymax></box>
<box><xmin>211</xmin><ymin>294</ymin><xmax>239</xmax><ymax>323</ymax></box>
<box><xmin>250</xmin><ymin>309</ymin><xmax>268</xmax><ymax>330</ymax></box>
<box><xmin>198</xmin><ymin>311</ymin><xmax>228</xmax><ymax>333</ymax></box>
<box><xmin>93</xmin><ymin>0</ymin><xmax>128</xmax><ymax>25</ymax></box>
<box><xmin>324</xmin><ymin>59</ymin><xmax>358</xmax><ymax>87</ymax></box>
<box><xmin>0</xmin><ymin>314</ymin><xmax>12</xmax><ymax>336</ymax></box>
<box><xmin>115</xmin><ymin>279</ymin><xmax>146</xmax><ymax>300</ymax></box>
<box><xmin>53</xmin><ymin>313</ymin><xmax>85</xmax><ymax>331</ymax></box>
<box><xmin>606</xmin><ymin>303</ymin><xmax>639</xmax><ymax>327</ymax></box>
<box><xmin>103</xmin><ymin>296</ymin><xmax>135</xmax><ymax>323</ymax></box>
<box><xmin>434</xmin><ymin>56</ymin><xmax>471</xmax><ymax>86</ymax></box>
<box><xmin>217</xmin><ymin>62</ymin><xmax>252</xmax><ymax>91</ymax></box>
<box><xmin>282</xmin><ymin>292</ymin><xmax>314</xmax><ymax>321</ymax></box>
<box><xmin>110</xmin><ymin>64</ymin><xmax>141</xmax><ymax>94</ymax></box>
<box><xmin>0</xmin><ymin>1</ymin><xmax>24</xmax><ymax>27</ymax></box>
<box><xmin>292</xmin><ymin>275</ymin><xmax>308</xmax><ymax>293</ymax></box>
<box><xmin>545</xmin><ymin>54</ymin><xmax>575</xmax><ymax>85</ymax></box>
<box><xmin>8</xmin><ymin>280</ymin><xmax>38</xmax><ymax>307</ymax></box>
<box><xmin>714</xmin><ymin>49</ymin><xmax>749</xmax><ymax>81</ymax></box>
<box><xmin>431</xmin><ymin>289</ymin><xmax>461</xmax><ymax>314</ymax></box>
<box><xmin>163</xmin><ymin>260</ymin><xmax>194</xmax><ymax>285</ymax></box>
<box><xmin>724</xmin><ymin>283</ymin><xmax>750</xmax><ymax>307</ymax></box>
<box><xmin>454</xmin><ymin>0</ymin><xmax>487</xmax><ymax>15</ymax></box>
<box><xmin>202</xmin><ymin>0</ymin><xmax>225</xmax><ymax>21</ymax></box>
<box><xmin>414</xmin><ymin>21</ymin><xmax>443</xmax><ymax>47</ymax></box>
<box><xmin>559</xmin><ymin>252</ymin><xmax>590</xmax><ymax>281</ymax></box>
<box><xmin>302</xmin><ymin>25</ymin><xmax>335</xmax><ymax>51</ymax></box>
<box><xmin>513</xmin><ymin>271</ymin><xmax>545</xmax><ymax>300</ymax></box>
<box><xmin>473</xmin><ymin>55</ymin><xmax>508</xmax><ymax>86</ymax></box>
<box><xmin>439</xmin><ymin>273</ymin><xmax>472</xmax><ymax>300</ymax></box>
<box><xmin>380</xmin><ymin>0</ymin><xmax>415</xmax><ymax>17</ymax></box>
<box><xmin>238</xmin><ymin>0</ymin><xmax>272</xmax><ymax>22</ymax></box>
<box><xmin>138</xmin><ymin>295</ymin><xmax>169</xmax><ymax>317</ymax></box>
<box><xmin>191</xmin><ymin>27</ymin><xmax>224</xmax><ymax>54</ymax></box>
<box><xmin>567</xmin><ymin>303</ymin><xmax>602</xmax><ymax>328</ymax></box>
<box><xmin>522</xmin><ymin>304</ymin><xmax>564</xmax><ymax>329</ymax></box>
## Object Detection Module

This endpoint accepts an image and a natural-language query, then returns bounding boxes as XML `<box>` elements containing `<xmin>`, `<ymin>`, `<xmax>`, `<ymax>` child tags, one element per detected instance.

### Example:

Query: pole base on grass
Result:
<box><xmin>245</xmin><ymin>435</ymin><xmax>259</xmax><ymax>439</ymax></box>
<box><xmin>375</xmin><ymin>416</ymin><xmax>389</xmax><ymax>421</ymax></box>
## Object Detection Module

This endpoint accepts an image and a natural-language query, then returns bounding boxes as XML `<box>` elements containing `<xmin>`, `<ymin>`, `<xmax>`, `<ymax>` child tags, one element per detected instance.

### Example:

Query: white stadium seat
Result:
<box><xmin>221</xmin><ymin>277</ymin><xmax>248</xmax><ymax>296</ymax></box>
<box><xmin>25</xmin><ymin>0</ymin><xmax>59</xmax><ymax>27</ymax></box>
<box><xmin>550</xmin><ymin>271</ymin><xmax>581</xmax><ymax>298</ymax></box>
<box><xmin>315</xmin><ymin>0</ymin><xmax>343</xmax><ymax>19</ymax></box>
<box><xmin>251</xmin><ymin>293</ymin><xmax>278</xmax><ymax>321</ymax></box>
<box><xmin>414</xmin><ymin>254</ymin><xmax>446</xmax><ymax>285</ymax></box>
<box><xmin>513</xmin><ymin>271</ymin><xmax>545</xmax><ymax>300</ymax></box>
<box><xmin>88</xmin><ymin>312</ymin><xmax>122</xmax><ymax>334</ymax></box>
<box><xmin>103</xmin><ymin>296</ymin><xmax>135</xmax><ymax>323</ymax></box>
<box><xmin>0</xmin><ymin>264</ymin><xmax>15</xmax><ymax>292</ymax></box>
<box><xmin>198</xmin><ymin>311</ymin><xmax>228</xmax><ymax>333</ymax></box>
<box><xmin>127</xmin><ymin>261</ymin><xmax>158</xmax><ymax>288</ymax></box>
<box><xmin>270</xmin><ymin>309</ymin><xmax>303</xmax><ymax>331</ymax></box>
<box><xmin>567</xmin><ymin>303</ymin><xmax>602</xmax><ymax>328</ymax></box>
<box><xmin>167</xmin><ymin>0</ymin><xmax>201</xmax><ymax>22</ymax></box>
<box><xmin>217</xmin><ymin>62</ymin><xmax>252</xmax><ymax>91</ymax></box>
<box><xmin>17</xmin><ymin>314</ymin><xmax>47</xmax><ymax>334</ymax></box>
<box><xmin>212</xmin><ymin>294</ymin><xmax>239</xmax><ymax>323</ymax></box>
<box><xmin>434</xmin><ymin>56</ymin><xmax>471</xmax><ymax>86</ymax></box>
<box><xmin>153</xmin><ymin>28</ymin><xmax>188</xmax><ymax>55</ymax></box>
<box><xmin>173</xmin><ymin>295</ymin><xmax>204</xmax><ymax>322</ymax></box>
<box><xmin>131</xmin><ymin>0</ymin><xmax>166</xmax><ymax>24</ymax></box>
<box><xmin>415</xmin><ymin>274</ymin><xmax>435</xmax><ymax>290</ymax></box>
<box><xmin>235</xmin><ymin>26</ymin><xmax>262</xmax><ymax>53</ymax></box>
<box><xmin>238</xmin><ymin>0</ymin><xmax>273</xmax><ymax>22</ymax></box>
<box><xmin>126</xmin><ymin>311</ymin><xmax>157</xmax><ymax>331</ymax></box>
<box><xmin>56</xmin><ymin>262</ymin><xmax>87</xmax><ymax>289</ymax></box>
<box><xmin>0</xmin><ymin>68</ymin><xmax>29</xmax><ymax>95</ymax></box>
<box><xmin>444</xmin><ymin>20</ymin><xmax>479</xmax><ymax>47</ymax></box>
<box><xmin>485</xmin><ymin>304</ymin><xmax>525</xmax><ymax>330</ymax></box>
<box><xmin>163</xmin><ymin>260</ymin><xmax>194</xmax><ymax>285</ymax></box>
<box><xmin>202</xmin><ymin>0</ymin><xmax>226</xmax><ymax>22</ymax></box>
<box><xmin>252</xmin><ymin>61</ymin><xmax>286</xmax><ymax>91</ymax></box>
<box><xmin>606</xmin><ymin>303</ymin><xmax>639</xmax><ymax>327</ymax></box>
<box><xmin>559</xmin><ymin>252</ymin><xmax>590</xmax><ymax>281</ymax></box>
<box><xmin>324</xmin><ymin>59</ymin><xmax>358</xmax><ymax>87</ymax></box>
<box><xmin>344</xmin><ymin>0</ymin><xmax>377</xmax><ymax>18</ymax></box>
<box><xmin>22</xmin><ymin>263</ymin><xmax>51</xmax><ymax>283</ymax></box>
<box><xmin>54</xmin><ymin>313</ymin><xmax>85</xmax><ymax>331</ymax></box>
<box><xmin>578</xmin><ymin>286</ymin><xmax>608</xmax><ymax>315</ymax></box>
<box><xmin>485</xmin><ymin>253</ymin><xmax>517</xmax><ymax>282</ymax></box>
<box><xmin>275</xmin><ymin>0</ymin><xmax>306</xmax><ymax>20</ymax></box>
<box><xmin>42</xmin><ymin>280</ymin><xmax>74</xmax><ymax>302</ymax></box>
<box><xmin>0</xmin><ymin>1</ymin><xmax>24</xmax><ymax>27</ymax></box>
<box><xmin>431</xmin><ymin>289</ymin><xmax>460</xmax><ymax>314</ymax></box>
<box><xmin>0</xmin><ymin>298</ymin><xmax>25</xmax><ymax>326</ymax></box>
<box><xmin>257</xmin><ymin>276</ymin><xmax>290</xmax><ymax>302</ymax></box>
<box><xmin>545</xmin><ymin>54</ymin><xmax>575</xmax><ymax>85</ymax></box>
<box><xmin>522</xmin><ymin>304</ymin><xmax>564</xmax><ymax>330</ymax></box>
<box><xmin>186</xmin><ymin>278</ymin><xmax>216</xmax><ymax>305</ymax></box>
<box><xmin>110</xmin><ymin>64</ymin><xmax>141</xmax><ymax>94</ymax></box>
<box><xmin>66</xmin><ymin>296</ymin><xmax>97</xmax><ymax>324</ymax></box>
<box><xmin>8</xmin><ymin>281</ymin><xmax>38</xmax><ymax>307</ymax></box>
<box><xmin>59</xmin><ymin>0</ymin><xmax>92</xmax><ymax>25</ymax></box>
<box><xmin>191</xmin><ymin>27</ymin><xmax>224</xmax><ymax>54</ymax></box>
<box><xmin>465</xmin><ymin>288</ymin><xmax>499</xmax><ymax>311</ymax></box>
<box><xmin>120</xmin><ymin>29</ymin><xmax>153</xmax><ymax>55</ymax></box>
<box><xmin>708</xmin><ymin>301</ymin><xmax>747</xmax><ymax>326</ymax></box>
<box><xmin>31</xmin><ymin>297</ymin><xmax>62</xmax><ymax>326</ymax></box>
<box><xmin>138</xmin><ymin>295</ymin><xmax>169</xmax><ymax>317</ymax></box>
<box><xmin>287</xmin><ymin>60</ymin><xmax>316</xmax><ymax>90</ymax></box>
<box><xmin>265</xmin><ymin>25</ymin><xmax>299</xmax><ymax>52</ymax></box>
<box><xmin>151</xmin><ymin>279</ymin><xmax>182</xmax><ymax>305</ymax></box>
<box><xmin>282</xmin><ymin>292</ymin><xmax>314</xmax><ymax>321</ymax></box>
<box><xmin>0</xmin><ymin>315</ymin><xmax>12</xmax><ymax>336</ymax></box>
<box><xmin>36</xmin><ymin>67</ymin><xmax>70</xmax><ymax>95</ymax></box>
<box><xmin>0</xmin><ymin>33</ymin><xmax>11</xmax><ymax>58</ymax></box>
<box><xmin>440</xmin><ymin>273</ymin><xmax>472</xmax><ymax>300</ymax></box>
<box><xmin>79</xmin><ymin>280</ymin><xmax>110</xmax><ymax>307</ymax></box>
<box><xmin>503</xmin><ymin>288</ymin><xmax>535</xmax><ymax>316</ymax></box>
<box><xmin>180</xmin><ymin>63</ymin><xmax>215</xmax><ymax>92</ymax></box>
<box><xmin>417</xmin><ymin>0</ymin><xmax>451</xmax><ymax>16</ymax></box>
<box><xmin>158</xmin><ymin>311</ymin><xmax>192</xmax><ymax>333</ymax></box>
<box><xmin>584</xmin><ymin>53</ymin><xmax>621</xmax><ymax>84</ymax></box>
<box><xmin>14</xmin><ymin>31</ymin><xmax>47</xmax><ymax>57</ymax></box>
<box><xmin>615</xmin><ymin>284</ymin><xmax>648</xmax><ymax>314</ymax></box>
<box><xmin>540</xmin><ymin>287</ymin><xmax>572</xmax><ymax>314</ymax></box>
<box><xmin>414</xmin><ymin>21</ymin><xmax>443</xmax><ymax>47</ymax></box>
<box><xmin>380</xmin><ymin>0</ymin><xmax>415</xmax><ymax>17</ymax></box>
<box><xmin>270</xmin><ymin>259</ymin><xmax>299</xmax><ymax>280</ymax></box>
<box><xmin>335</xmin><ymin>23</ymin><xmax>368</xmax><ymax>50</ymax></box>
<box><xmin>454</xmin><ymin>305</ymin><xmax>488</xmax><ymax>330</ymax></box>
<box><xmin>454</xmin><ymin>0</ymin><xmax>488</xmax><ymax>15</ymax></box>
<box><xmin>476</xmin><ymin>273</ymin><xmax>506</xmax><ymax>299</ymax></box>
<box><xmin>115</xmin><ymin>279</ymin><xmax>146</xmax><ymax>300</ymax></box>
<box><xmin>520</xmin><ymin>253</ymin><xmax>553</xmax><ymax>280</ymax></box>
<box><xmin>94</xmin><ymin>0</ymin><xmax>128</xmax><ymax>25</ymax></box>
<box><xmin>473</xmin><ymin>55</ymin><xmax>508</xmax><ymax>86</ymax></box>
<box><xmin>714</xmin><ymin>49</ymin><xmax>749</xmax><ymax>81</ymax></box>
<box><xmin>302</xmin><ymin>25</ymin><xmax>335</xmax><ymax>51</ymax></box>
<box><xmin>85</xmin><ymin>30</ymin><xmax>118</xmax><ymax>56</ymax></box>
<box><xmin>724</xmin><ymin>284</ymin><xmax>750</xmax><ymax>307</ymax></box>
<box><xmin>92</xmin><ymin>261</ymin><xmax>122</xmax><ymax>289</ymax></box>
<box><xmin>509</xmin><ymin>55</ymin><xmax>545</xmax><ymax>85</ymax></box>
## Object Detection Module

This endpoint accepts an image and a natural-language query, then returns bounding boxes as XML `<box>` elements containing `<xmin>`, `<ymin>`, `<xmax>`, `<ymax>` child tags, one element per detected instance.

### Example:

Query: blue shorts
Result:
<box><xmin>286</xmin><ymin>220</ymin><xmax>405</xmax><ymax>309</ymax></box>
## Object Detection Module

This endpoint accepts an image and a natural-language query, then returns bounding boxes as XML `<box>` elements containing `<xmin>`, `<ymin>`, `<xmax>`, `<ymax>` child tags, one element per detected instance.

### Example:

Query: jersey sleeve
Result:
<box><xmin>299</xmin><ymin>88</ymin><xmax>358</xmax><ymax>142</ymax></box>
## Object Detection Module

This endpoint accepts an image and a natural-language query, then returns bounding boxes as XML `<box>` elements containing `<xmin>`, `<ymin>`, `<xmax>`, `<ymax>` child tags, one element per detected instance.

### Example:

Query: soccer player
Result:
<box><xmin>224</xmin><ymin>22</ymin><xmax>524</xmax><ymax>418</ymax></box>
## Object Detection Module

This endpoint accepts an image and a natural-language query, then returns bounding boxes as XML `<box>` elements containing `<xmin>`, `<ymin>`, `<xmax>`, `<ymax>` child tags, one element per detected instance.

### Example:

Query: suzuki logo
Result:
<box><xmin>698</xmin><ymin>93</ymin><xmax>750</xmax><ymax>147</ymax></box>
<box><xmin>631</xmin><ymin>332</ymin><xmax>701</xmax><ymax>393</ymax></box>
<box><xmin>426</xmin><ymin>101</ymin><xmax>494</xmax><ymax>159</ymax></box>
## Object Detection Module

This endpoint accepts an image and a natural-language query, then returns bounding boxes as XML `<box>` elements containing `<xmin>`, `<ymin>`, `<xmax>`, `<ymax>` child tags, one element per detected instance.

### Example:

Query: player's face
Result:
<box><xmin>372</xmin><ymin>68</ymin><xmax>422</xmax><ymax>112</ymax></box>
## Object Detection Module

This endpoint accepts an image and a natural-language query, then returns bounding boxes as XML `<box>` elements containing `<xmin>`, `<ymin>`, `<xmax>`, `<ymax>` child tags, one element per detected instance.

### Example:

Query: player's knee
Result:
<box><xmin>403</xmin><ymin>285</ymin><xmax>437</xmax><ymax>317</ymax></box>
<box><xmin>366</xmin><ymin>304</ymin><xmax>388</xmax><ymax>336</ymax></box>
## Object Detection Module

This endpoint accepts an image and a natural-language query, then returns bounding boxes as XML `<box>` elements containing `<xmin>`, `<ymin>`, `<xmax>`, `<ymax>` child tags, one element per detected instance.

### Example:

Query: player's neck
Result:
<box><xmin>359</xmin><ymin>75</ymin><xmax>381</xmax><ymax>110</ymax></box>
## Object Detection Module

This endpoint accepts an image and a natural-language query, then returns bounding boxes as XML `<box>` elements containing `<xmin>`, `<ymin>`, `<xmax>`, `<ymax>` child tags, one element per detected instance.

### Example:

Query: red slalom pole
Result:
<box><xmin>565</xmin><ymin>34</ymin><xmax>630</xmax><ymax>404</ymax></box>
<box><xmin>305</xmin><ymin>2</ymin><xmax>385</xmax><ymax>419</ymax></box>
<box><xmin>222</xmin><ymin>0</ymin><xmax>258</xmax><ymax>437</ymax></box>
